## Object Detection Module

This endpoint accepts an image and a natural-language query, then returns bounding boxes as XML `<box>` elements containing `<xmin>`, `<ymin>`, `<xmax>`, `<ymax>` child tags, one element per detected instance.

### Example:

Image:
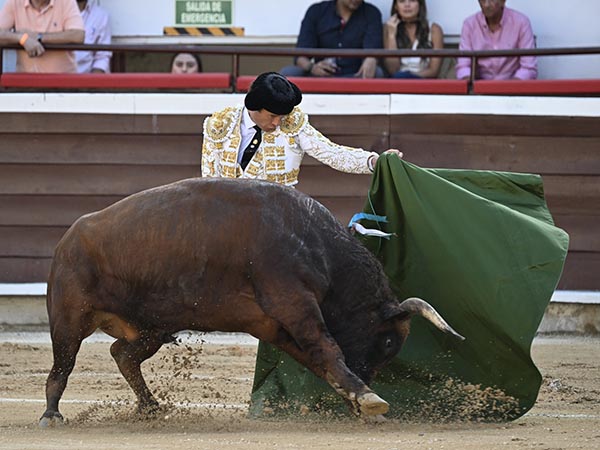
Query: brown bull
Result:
<box><xmin>40</xmin><ymin>178</ymin><xmax>463</xmax><ymax>426</ymax></box>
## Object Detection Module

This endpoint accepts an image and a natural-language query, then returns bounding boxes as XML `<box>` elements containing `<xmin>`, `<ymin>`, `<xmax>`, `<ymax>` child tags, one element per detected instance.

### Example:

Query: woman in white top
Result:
<box><xmin>383</xmin><ymin>0</ymin><xmax>443</xmax><ymax>79</ymax></box>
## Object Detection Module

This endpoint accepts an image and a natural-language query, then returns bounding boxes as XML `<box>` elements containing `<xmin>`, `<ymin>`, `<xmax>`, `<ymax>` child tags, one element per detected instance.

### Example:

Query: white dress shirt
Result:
<box><xmin>75</xmin><ymin>1</ymin><xmax>112</xmax><ymax>73</ymax></box>
<box><xmin>238</xmin><ymin>108</ymin><xmax>260</xmax><ymax>165</ymax></box>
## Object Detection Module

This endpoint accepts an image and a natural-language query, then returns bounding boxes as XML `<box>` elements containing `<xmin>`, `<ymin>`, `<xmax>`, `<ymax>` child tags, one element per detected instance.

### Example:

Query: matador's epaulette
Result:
<box><xmin>280</xmin><ymin>107</ymin><xmax>308</xmax><ymax>136</ymax></box>
<box><xmin>203</xmin><ymin>106</ymin><xmax>240</xmax><ymax>143</ymax></box>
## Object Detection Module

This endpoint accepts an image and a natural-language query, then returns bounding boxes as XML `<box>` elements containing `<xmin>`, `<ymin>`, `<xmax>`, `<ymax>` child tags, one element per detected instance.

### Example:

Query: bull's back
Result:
<box><xmin>51</xmin><ymin>178</ymin><xmax>344</xmax><ymax>295</ymax></box>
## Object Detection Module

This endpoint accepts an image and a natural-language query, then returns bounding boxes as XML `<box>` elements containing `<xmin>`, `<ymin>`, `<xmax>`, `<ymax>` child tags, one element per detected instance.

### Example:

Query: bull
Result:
<box><xmin>40</xmin><ymin>178</ymin><xmax>463</xmax><ymax>427</ymax></box>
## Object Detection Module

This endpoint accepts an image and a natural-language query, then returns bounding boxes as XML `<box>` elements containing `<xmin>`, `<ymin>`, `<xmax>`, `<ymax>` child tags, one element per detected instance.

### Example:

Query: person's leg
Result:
<box><xmin>392</xmin><ymin>71</ymin><xmax>423</xmax><ymax>79</ymax></box>
<box><xmin>337</xmin><ymin>66</ymin><xmax>386</xmax><ymax>78</ymax></box>
<box><xmin>279</xmin><ymin>65</ymin><xmax>308</xmax><ymax>77</ymax></box>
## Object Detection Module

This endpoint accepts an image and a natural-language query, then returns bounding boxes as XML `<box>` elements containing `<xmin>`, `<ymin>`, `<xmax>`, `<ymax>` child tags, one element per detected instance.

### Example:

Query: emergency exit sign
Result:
<box><xmin>175</xmin><ymin>1</ymin><xmax>233</xmax><ymax>26</ymax></box>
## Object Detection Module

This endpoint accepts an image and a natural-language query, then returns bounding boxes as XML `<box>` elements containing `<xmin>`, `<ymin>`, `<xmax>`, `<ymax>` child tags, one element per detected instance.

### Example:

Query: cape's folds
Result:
<box><xmin>251</xmin><ymin>156</ymin><xmax>568</xmax><ymax>421</ymax></box>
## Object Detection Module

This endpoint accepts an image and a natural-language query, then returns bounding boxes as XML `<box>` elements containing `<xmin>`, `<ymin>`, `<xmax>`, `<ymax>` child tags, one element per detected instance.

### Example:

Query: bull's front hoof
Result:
<box><xmin>357</xmin><ymin>392</ymin><xmax>389</xmax><ymax>416</ymax></box>
<box><xmin>39</xmin><ymin>412</ymin><xmax>65</xmax><ymax>428</ymax></box>
<box><xmin>136</xmin><ymin>400</ymin><xmax>162</xmax><ymax>416</ymax></box>
<box><xmin>361</xmin><ymin>413</ymin><xmax>388</xmax><ymax>424</ymax></box>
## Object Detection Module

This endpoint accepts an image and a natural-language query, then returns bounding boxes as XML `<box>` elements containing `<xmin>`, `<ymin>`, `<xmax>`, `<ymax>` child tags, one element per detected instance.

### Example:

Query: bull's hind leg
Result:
<box><xmin>40</xmin><ymin>310</ymin><xmax>97</xmax><ymax>427</ymax></box>
<box><xmin>109</xmin><ymin>333</ymin><xmax>164</xmax><ymax>414</ymax></box>
<box><xmin>40</xmin><ymin>336</ymin><xmax>85</xmax><ymax>427</ymax></box>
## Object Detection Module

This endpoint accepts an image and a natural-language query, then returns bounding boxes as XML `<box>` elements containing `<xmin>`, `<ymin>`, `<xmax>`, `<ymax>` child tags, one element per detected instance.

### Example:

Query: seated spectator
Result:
<box><xmin>75</xmin><ymin>0</ymin><xmax>111</xmax><ymax>73</ymax></box>
<box><xmin>279</xmin><ymin>0</ymin><xmax>384</xmax><ymax>79</ymax></box>
<box><xmin>0</xmin><ymin>0</ymin><xmax>84</xmax><ymax>73</ymax></box>
<box><xmin>171</xmin><ymin>52</ymin><xmax>202</xmax><ymax>74</ymax></box>
<box><xmin>383</xmin><ymin>0</ymin><xmax>443</xmax><ymax>78</ymax></box>
<box><xmin>455</xmin><ymin>0</ymin><xmax>537</xmax><ymax>80</ymax></box>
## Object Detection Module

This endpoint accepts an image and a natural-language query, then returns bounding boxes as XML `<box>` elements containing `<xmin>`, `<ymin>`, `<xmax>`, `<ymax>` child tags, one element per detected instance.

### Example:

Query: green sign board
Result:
<box><xmin>175</xmin><ymin>1</ymin><xmax>233</xmax><ymax>26</ymax></box>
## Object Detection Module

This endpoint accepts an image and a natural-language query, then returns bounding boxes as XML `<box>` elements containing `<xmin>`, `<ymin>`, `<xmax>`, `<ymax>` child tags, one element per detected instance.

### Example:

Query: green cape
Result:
<box><xmin>250</xmin><ymin>156</ymin><xmax>569</xmax><ymax>421</ymax></box>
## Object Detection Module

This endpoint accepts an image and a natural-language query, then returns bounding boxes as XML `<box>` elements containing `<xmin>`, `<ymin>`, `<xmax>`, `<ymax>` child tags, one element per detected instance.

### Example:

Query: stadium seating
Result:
<box><xmin>236</xmin><ymin>75</ymin><xmax>469</xmax><ymax>94</ymax></box>
<box><xmin>472</xmin><ymin>79</ymin><xmax>600</xmax><ymax>96</ymax></box>
<box><xmin>0</xmin><ymin>72</ymin><xmax>232</xmax><ymax>90</ymax></box>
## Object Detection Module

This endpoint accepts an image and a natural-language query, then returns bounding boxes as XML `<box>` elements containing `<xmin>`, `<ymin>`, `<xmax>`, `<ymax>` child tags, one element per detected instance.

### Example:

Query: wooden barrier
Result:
<box><xmin>0</xmin><ymin>96</ymin><xmax>598</xmax><ymax>290</ymax></box>
<box><xmin>389</xmin><ymin>113</ymin><xmax>600</xmax><ymax>290</ymax></box>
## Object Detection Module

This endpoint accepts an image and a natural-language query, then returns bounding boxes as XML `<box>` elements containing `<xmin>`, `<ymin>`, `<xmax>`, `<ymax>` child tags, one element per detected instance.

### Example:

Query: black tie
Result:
<box><xmin>240</xmin><ymin>125</ymin><xmax>262</xmax><ymax>170</ymax></box>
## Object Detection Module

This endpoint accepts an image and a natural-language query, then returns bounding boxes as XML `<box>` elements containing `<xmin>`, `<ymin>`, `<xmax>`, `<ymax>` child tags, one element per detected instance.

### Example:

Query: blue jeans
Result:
<box><xmin>279</xmin><ymin>65</ymin><xmax>386</xmax><ymax>78</ymax></box>
<box><xmin>391</xmin><ymin>71</ymin><xmax>423</xmax><ymax>79</ymax></box>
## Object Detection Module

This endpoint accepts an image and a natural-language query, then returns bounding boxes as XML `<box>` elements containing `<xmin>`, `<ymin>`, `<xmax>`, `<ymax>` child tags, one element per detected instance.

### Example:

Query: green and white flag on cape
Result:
<box><xmin>250</xmin><ymin>156</ymin><xmax>569</xmax><ymax>421</ymax></box>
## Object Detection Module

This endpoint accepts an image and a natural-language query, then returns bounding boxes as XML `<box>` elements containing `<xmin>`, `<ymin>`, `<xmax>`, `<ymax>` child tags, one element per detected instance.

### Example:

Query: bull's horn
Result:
<box><xmin>393</xmin><ymin>297</ymin><xmax>465</xmax><ymax>341</ymax></box>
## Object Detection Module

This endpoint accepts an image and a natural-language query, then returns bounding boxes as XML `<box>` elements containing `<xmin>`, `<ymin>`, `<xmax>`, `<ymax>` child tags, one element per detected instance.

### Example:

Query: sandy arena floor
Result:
<box><xmin>0</xmin><ymin>333</ymin><xmax>598</xmax><ymax>450</ymax></box>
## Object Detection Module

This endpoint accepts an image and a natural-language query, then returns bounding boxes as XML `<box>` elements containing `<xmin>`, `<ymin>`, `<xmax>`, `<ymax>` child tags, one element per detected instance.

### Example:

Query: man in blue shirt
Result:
<box><xmin>280</xmin><ymin>0</ymin><xmax>384</xmax><ymax>78</ymax></box>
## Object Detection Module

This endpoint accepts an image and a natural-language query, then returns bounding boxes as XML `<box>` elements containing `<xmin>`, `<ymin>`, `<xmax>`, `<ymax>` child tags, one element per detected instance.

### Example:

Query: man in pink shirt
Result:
<box><xmin>0</xmin><ymin>0</ymin><xmax>84</xmax><ymax>73</ymax></box>
<box><xmin>456</xmin><ymin>0</ymin><xmax>537</xmax><ymax>80</ymax></box>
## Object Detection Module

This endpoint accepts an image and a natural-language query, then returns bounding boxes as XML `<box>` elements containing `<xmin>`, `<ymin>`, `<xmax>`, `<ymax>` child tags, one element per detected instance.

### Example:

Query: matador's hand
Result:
<box><xmin>383</xmin><ymin>149</ymin><xmax>403</xmax><ymax>158</ymax></box>
<box><xmin>368</xmin><ymin>149</ymin><xmax>403</xmax><ymax>172</ymax></box>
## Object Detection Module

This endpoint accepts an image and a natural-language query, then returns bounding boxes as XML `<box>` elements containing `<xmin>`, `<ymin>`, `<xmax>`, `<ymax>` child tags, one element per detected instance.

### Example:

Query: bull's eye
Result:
<box><xmin>378</xmin><ymin>334</ymin><xmax>397</xmax><ymax>357</ymax></box>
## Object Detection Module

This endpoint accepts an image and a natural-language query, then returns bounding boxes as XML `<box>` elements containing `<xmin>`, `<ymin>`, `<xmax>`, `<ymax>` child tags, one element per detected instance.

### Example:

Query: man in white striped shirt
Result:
<box><xmin>75</xmin><ymin>0</ymin><xmax>111</xmax><ymax>73</ymax></box>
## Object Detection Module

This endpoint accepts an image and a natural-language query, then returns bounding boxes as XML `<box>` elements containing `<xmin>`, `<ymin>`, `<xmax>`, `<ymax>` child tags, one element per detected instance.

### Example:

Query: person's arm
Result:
<box><xmin>0</xmin><ymin>29</ymin><xmax>46</xmax><ymax>57</ymax></box>
<box><xmin>362</xmin><ymin>5</ymin><xmax>383</xmax><ymax>50</ymax></box>
<box><xmin>90</xmin><ymin>11</ymin><xmax>112</xmax><ymax>73</ymax></box>
<box><xmin>37</xmin><ymin>29</ymin><xmax>84</xmax><ymax>45</ymax></box>
<box><xmin>201</xmin><ymin>139</ymin><xmax>217</xmax><ymax>177</ymax></box>
<box><xmin>382</xmin><ymin>14</ymin><xmax>401</xmax><ymax>75</ymax></box>
<box><xmin>297</xmin><ymin>119</ymin><xmax>378</xmax><ymax>174</ymax></box>
<box><xmin>356</xmin><ymin>6</ymin><xmax>383</xmax><ymax>78</ymax></box>
<box><xmin>355</xmin><ymin>57</ymin><xmax>378</xmax><ymax>79</ymax></box>
<box><xmin>455</xmin><ymin>20</ymin><xmax>473</xmax><ymax>80</ymax></box>
<box><xmin>1</xmin><ymin>0</ymin><xmax>83</xmax><ymax>57</ymax></box>
<box><xmin>513</xmin><ymin>17</ymin><xmax>537</xmax><ymax>80</ymax></box>
<box><xmin>295</xmin><ymin>56</ymin><xmax>314</xmax><ymax>74</ymax></box>
<box><xmin>0</xmin><ymin>1</ymin><xmax>26</xmax><ymax>47</ymax></box>
<box><xmin>0</xmin><ymin>0</ymin><xmax>14</xmax><ymax>36</ymax></box>
<box><xmin>289</xmin><ymin>109</ymin><xmax>404</xmax><ymax>174</ymax></box>
<box><xmin>294</xmin><ymin>5</ymin><xmax>319</xmax><ymax>70</ymax></box>
<box><xmin>201</xmin><ymin>118</ymin><xmax>218</xmax><ymax>177</ymax></box>
<box><xmin>0</xmin><ymin>29</ymin><xmax>19</xmax><ymax>44</ymax></box>
<box><xmin>417</xmin><ymin>23</ymin><xmax>444</xmax><ymax>79</ymax></box>
<box><xmin>41</xmin><ymin>0</ymin><xmax>85</xmax><ymax>44</ymax></box>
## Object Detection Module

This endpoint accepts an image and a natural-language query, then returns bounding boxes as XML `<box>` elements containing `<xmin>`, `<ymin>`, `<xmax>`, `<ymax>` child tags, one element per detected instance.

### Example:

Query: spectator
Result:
<box><xmin>75</xmin><ymin>0</ymin><xmax>111</xmax><ymax>73</ymax></box>
<box><xmin>0</xmin><ymin>0</ymin><xmax>84</xmax><ymax>73</ymax></box>
<box><xmin>170</xmin><ymin>52</ymin><xmax>202</xmax><ymax>74</ymax></box>
<box><xmin>279</xmin><ymin>0</ymin><xmax>384</xmax><ymax>79</ymax></box>
<box><xmin>383</xmin><ymin>0</ymin><xmax>443</xmax><ymax>78</ymax></box>
<box><xmin>456</xmin><ymin>0</ymin><xmax>537</xmax><ymax>80</ymax></box>
<box><xmin>202</xmin><ymin>72</ymin><xmax>401</xmax><ymax>185</ymax></box>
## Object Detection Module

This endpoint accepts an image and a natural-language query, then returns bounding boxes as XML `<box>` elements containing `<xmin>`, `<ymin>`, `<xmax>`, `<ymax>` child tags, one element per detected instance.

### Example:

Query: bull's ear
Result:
<box><xmin>381</xmin><ymin>302</ymin><xmax>411</xmax><ymax>321</ymax></box>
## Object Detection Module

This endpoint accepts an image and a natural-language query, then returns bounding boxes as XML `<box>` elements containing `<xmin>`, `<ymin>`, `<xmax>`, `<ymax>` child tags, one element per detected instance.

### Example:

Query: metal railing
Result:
<box><xmin>1</xmin><ymin>42</ymin><xmax>599</xmax><ymax>87</ymax></box>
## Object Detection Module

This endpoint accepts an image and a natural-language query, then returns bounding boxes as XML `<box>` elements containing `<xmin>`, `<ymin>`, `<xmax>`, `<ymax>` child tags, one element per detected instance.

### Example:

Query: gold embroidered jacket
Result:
<box><xmin>201</xmin><ymin>105</ymin><xmax>377</xmax><ymax>187</ymax></box>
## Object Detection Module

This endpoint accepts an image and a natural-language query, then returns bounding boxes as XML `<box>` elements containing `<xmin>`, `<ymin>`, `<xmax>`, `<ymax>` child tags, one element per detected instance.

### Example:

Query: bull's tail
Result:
<box><xmin>398</xmin><ymin>297</ymin><xmax>465</xmax><ymax>341</ymax></box>
<box><xmin>45</xmin><ymin>277</ymin><xmax>53</xmax><ymax>324</ymax></box>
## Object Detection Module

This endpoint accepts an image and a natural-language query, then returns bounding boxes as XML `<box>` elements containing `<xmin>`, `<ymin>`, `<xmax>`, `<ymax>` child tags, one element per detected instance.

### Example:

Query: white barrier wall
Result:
<box><xmin>1</xmin><ymin>0</ymin><xmax>599</xmax><ymax>78</ymax></box>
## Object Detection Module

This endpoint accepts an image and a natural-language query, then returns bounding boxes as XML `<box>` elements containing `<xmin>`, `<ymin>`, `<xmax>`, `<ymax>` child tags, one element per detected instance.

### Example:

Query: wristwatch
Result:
<box><xmin>37</xmin><ymin>33</ymin><xmax>43</xmax><ymax>45</ymax></box>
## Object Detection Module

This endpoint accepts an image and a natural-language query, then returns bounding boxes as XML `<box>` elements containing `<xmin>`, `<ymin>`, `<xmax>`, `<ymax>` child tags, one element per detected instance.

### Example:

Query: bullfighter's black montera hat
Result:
<box><xmin>245</xmin><ymin>72</ymin><xmax>302</xmax><ymax>115</ymax></box>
